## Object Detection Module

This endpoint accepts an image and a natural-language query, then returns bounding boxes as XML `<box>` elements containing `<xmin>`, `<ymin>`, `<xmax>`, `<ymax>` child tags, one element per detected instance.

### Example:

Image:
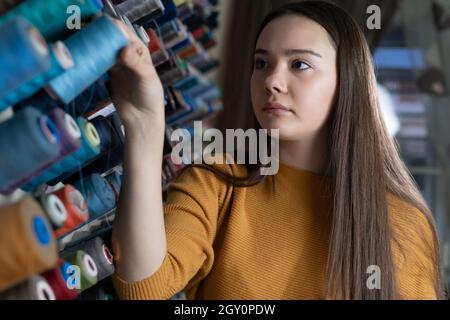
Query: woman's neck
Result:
<box><xmin>279</xmin><ymin>127</ymin><xmax>329</xmax><ymax>175</ymax></box>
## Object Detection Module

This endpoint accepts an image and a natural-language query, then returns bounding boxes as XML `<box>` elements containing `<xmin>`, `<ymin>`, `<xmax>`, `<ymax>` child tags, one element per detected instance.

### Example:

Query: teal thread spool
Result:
<box><xmin>0</xmin><ymin>17</ymin><xmax>50</xmax><ymax>104</ymax></box>
<box><xmin>0</xmin><ymin>0</ymin><xmax>103</xmax><ymax>42</ymax></box>
<box><xmin>48</xmin><ymin>15</ymin><xmax>130</xmax><ymax>104</ymax></box>
<box><xmin>0</xmin><ymin>41</ymin><xmax>73</xmax><ymax>110</ymax></box>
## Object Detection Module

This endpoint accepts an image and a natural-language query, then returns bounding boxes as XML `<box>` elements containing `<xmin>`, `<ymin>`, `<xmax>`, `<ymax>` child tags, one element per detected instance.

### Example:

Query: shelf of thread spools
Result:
<box><xmin>0</xmin><ymin>0</ymin><xmax>223</xmax><ymax>300</ymax></box>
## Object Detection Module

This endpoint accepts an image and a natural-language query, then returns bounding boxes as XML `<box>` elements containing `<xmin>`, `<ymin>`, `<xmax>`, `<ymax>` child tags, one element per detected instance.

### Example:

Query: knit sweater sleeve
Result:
<box><xmin>112</xmin><ymin>162</ymin><xmax>235</xmax><ymax>300</ymax></box>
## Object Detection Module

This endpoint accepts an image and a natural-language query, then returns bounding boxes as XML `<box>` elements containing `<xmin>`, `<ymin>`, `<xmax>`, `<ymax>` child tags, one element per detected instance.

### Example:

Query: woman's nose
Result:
<box><xmin>264</xmin><ymin>71</ymin><xmax>288</xmax><ymax>95</ymax></box>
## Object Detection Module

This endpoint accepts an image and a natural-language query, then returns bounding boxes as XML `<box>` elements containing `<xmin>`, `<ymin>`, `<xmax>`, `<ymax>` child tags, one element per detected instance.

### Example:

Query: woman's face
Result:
<box><xmin>251</xmin><ymin>14</ymin><xmax>338</xmax><ymax>141</ymax></box>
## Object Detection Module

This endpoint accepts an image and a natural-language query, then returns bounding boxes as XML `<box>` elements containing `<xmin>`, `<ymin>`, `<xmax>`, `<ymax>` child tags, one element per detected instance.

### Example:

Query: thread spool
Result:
<box><xmin>65</xmin><ymin>75</ymin><xmax>112</xmax><ymax>117</ymax></box>
<box><xmin>54</xmin><ymin>184</ymin><xmax>89</xmax><ymax>238</ymax></box>
<box><xmin>90</xmin><ymin>116</ymin><xmax>117</xmax><ymax>152</ymax></box>
<box><xmin>0</xmin><ymin>189</ymin><xmax>27</xmax><ymax>207</ymax></box>
<box><xmin>21</xmin><ymin>117</ymin><xmax>101</xmax><ymax>192</ymax></box>
<box><xmin>1</xmin><ymin>108</ymin><xmax>81</xmax><ymax>193</ymax></box>
<box><xmin>48</xmin><ymin>15</ymin><xmax>129</xmax><ymax>104</ymax></box>
<box><xmin>160</xmin><ymin>19</ymin><xmax>183</xmax><ymax>44</ymax></box>
<box><xmin>49</xmin><ymin>108</ymin><xmax>82</xmax><ymax>157</ymax></box>
<box><xmin>77</xmin><ymin>237</ymin><xmax>115</xmax><ymax>282</ymax></box>
<box><xmin>105</xmin><ymin>170</ymin><xmax>122</xmax><ymax>199</ymax></box>
<box><xmin>74</xmin><ymin>174</ymin><xmax>116</xmax><ymax>220</ymax></box>
<box><xmin>103</xmin><ymin>0</ymin><xmax>121</xmax><ymax>19</ymax></box>
<box><xmin>171</xmin><ymin>32</ymin><xmax>194</xmax><ymax>52</ymax></box>
<box><xmin>155</xmin><ymin>0</ymin><xmax>179</xmax><ymax>26</ymax></box>
<box><xmin>65</xmin><ymin>250</ymin><xmax>98</xmax><ymax>291</ymax></box>
<box><xmin>146</xmin><ymin>28</ymin><xmax>162</xmax><ymax>53</ymax></box>
<box><xmin>133</xmin><ymin>24</ymin><xmax>150</xmax><ymax>46</ymax></box>
<box><xmin>45</xmin><ymin>118</ymin><xmax>102</xmax><ymax>186</ymax></box>
<box><xmin>0</xmin><ymin>107</ymin><xmax>61</xmax><ymax>194</ymax></box>
<box><xmin>39</xmin><ymin>193</ymin><xmax>68</xmax><ymax>229</ymax></box>
<box><xmin>117</xmin><ymin>0</ymin><xmax>164</xmax><ymax>23</ymax></box>
<box><xmin>62</xmin><ymin>112</ymin><xmax>125</xmax><ymax>183</ymax></box>
<box><xmin>0</xmin><ymin>41</ymin><xmax>74</xmax><ymax>110</ymax></box>
<box><xmin>42</xmin><ymin>260</ymin><xmax>79</xmax><ymax>300</ymax></box>
<box><xmin>0</xmin><ymin>17</ymin><xmax>50</xmax><ymax>106</ymax></box>
<box><xmin>15</xmin><ymin>75</ymin><xmax>111</xmax><ymax>118</ymax></box>
<box><xmin>0</xmin><ymin>0</ymin><xmax>103</xmax><ymax>42</ymax></box>
<box><xmin>146</xmin><ymin>29</ymin><xmax>169</xmax><ymax>66</ymax></box>
<box><xmin>0</xmin><ymin>275</ymin><xmax>56</xmax><ymax>300</ymax></box>
<box><xmin>59</xmin><ymin>261</ymin><xmax>72</xmax><ymax>282</ymax></box>
<box><xmin>0</xmin><ymin>197</ymin><xmax>58</xmax><ymax>291</ymax></box>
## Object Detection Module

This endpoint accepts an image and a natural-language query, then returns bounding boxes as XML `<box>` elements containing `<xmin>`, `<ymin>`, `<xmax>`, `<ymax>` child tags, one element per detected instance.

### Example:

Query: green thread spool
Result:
<box><xmin>66</xmin><ymin>250</ymin><xmax>98</xmax><ymax>291</ymax></box>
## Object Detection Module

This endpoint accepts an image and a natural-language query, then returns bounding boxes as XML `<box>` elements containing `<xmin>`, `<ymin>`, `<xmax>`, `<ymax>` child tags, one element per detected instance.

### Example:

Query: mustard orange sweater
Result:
<box><xmin>112</xmin><ymin>160</ymin><xmax>437</xmax><ymax>299</ymax></box>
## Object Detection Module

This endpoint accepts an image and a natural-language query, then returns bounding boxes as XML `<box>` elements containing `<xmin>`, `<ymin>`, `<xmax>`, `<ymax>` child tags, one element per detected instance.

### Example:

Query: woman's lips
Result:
<box><xmin>263</xmin><ymin>102</ymin><xmax>293</xmax><ymax>114</ymax></box>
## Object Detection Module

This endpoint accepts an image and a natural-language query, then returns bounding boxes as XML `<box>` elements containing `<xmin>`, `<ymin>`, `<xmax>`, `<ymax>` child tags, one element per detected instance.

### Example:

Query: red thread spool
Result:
<box><xmin>145</xmin><ymin>28</ymin><xmax>161</xmax><ymax>53</ymax></box>
<box><xmin>192</xmin><ymin>26</ymin><xmax>207</xmax><ymax>40</ymax></box>
<box><xmin>42</xmin><ymin>260</ymin><xmax>79</xmax><ymax>300</ymax></box>
<box><xmin>53</xmin><ymin>184</ymin><xmax>89</xmax><ymax>238</ymax></box>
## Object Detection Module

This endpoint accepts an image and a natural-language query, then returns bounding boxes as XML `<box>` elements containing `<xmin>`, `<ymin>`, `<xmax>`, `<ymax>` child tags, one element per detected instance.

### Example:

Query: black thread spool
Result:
<box><xmin>79</xmin><ymin>237</ymin><xmax>115</xmax><ymax>282</ymax></box>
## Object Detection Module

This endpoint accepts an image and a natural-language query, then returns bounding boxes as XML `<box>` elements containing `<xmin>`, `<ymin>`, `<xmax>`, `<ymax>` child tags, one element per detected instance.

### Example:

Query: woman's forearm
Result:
<box><xmin>112</xmin><ymin>115</ymin><xmax>167</xmax><ymax>282</ymax></box>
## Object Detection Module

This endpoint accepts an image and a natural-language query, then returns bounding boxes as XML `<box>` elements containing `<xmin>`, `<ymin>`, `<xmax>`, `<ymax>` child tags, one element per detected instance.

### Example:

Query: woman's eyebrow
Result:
<box><xmin>254</xmin><ymin>48</ymin><xmax>322</xmax><ymax>58</ymax></box>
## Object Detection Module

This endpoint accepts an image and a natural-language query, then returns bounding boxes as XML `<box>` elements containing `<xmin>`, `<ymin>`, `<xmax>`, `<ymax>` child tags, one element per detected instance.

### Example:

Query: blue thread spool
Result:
<box><xmin>74</xmin><ymin>174</ymin><xmax>115</xmax><ymax>220</ymax></box>
<box><xmin>0</xmin><ymin>41</ymin><xmax>74</xmax><ymax>110</ymax></box>
<box><xmin>15</xmin><ymin>74</ymin><xmax>111</xmax><ymax>118</ymax></box>
<box><xmin>2</xmin><ymin>108</ymin><xmax>81</xmax><ymax>192</ymax></box>
<box><xmin>80</xmin><ymin>112</ymin><xmax>124</xmax><ymax>176</ymax></box>
<box><xmin>0</xmin><ymin>17</ymin><xmax>50</xmax><ymax>106</ymax></box>
<box><xmin>21</xmin><ymin>117</ymin><xmax>101</xmax><ymax>192</ymax></box>
<box><xmin>61</xmin><ymin>111</ymin><xmax>125</xmax><ymax>184</ymax></box>
<box><xmin>32</xmin><ymin>216</ymin><xmax>51</xmax><ymax>246</ymax></box>
<box><xmin>155</xmin><ymin>0</ymin><xmax>178</xmax><ymax>26</ymax></box>
<box><xmin>0</xmin><ymin>0</ymin><xmax>103</xmax><ymax>42</ymax></box>
<box><xmin>90</xmin><ymin>116</ymin><xmax>116</xmax><ymax>152</ymax></box>
<box><xmin>9</xmin><ymin>108</ymin><xmax>82</xmax><ymax>191</ymax></box>
<box><xmin>105</xmin><ymin>170</ymin><xmax>122</xmax><ymax>197</ymax></box>
<box><xmin>69</xmin><ymin>75</ymin><xmax>111</xmax><ymax>117</ymax></box>
<box><xmin>0</xmin><ymin>108</ymin><xmax>61</xmax><ymax>194</ymax></box>
<box><xmin>48</xmin><ymin>15</ymin><xmax>129</xmax><ymax>104</ymax></box>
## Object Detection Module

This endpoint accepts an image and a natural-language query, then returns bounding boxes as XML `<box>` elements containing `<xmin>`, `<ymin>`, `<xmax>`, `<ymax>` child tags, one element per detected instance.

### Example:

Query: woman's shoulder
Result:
<box><xmin>386</xmin><ymin>193</ymin><xmax>432</xmax><ymax>231</ymax></box>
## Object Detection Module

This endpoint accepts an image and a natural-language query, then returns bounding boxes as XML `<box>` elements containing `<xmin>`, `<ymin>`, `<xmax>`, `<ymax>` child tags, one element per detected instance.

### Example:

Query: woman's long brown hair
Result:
<box><xmin>190</xmin><ymin>0</ymin><xmax>444</xmax><ymax>299</ymax></box>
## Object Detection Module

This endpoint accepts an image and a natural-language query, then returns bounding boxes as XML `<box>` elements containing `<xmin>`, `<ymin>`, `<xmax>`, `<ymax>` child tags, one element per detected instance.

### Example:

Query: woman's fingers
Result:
<box><xmin>111</xmin><ymin>19</ymin><xmax>155</xmax><ymax>78</ymax></box>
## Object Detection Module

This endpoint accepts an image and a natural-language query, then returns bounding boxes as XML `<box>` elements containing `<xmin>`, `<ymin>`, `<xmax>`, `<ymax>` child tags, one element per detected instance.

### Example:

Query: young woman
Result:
<box><xmin>109</xmin><ymin>1</ymin><xmax>444</xmax><ymax>299</ymax></box>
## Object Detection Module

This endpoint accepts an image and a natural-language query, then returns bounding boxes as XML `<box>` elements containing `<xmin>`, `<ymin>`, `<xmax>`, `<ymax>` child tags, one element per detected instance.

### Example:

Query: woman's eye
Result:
<box><xmin>292</xmin><ymin>60</ymin><xmax>310</xmax><ymax>70</ymax></box>
<box><xmin>254</xmin><ymin>59</ymin><xmax>268</xmax><ymax>70</ymax></box>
